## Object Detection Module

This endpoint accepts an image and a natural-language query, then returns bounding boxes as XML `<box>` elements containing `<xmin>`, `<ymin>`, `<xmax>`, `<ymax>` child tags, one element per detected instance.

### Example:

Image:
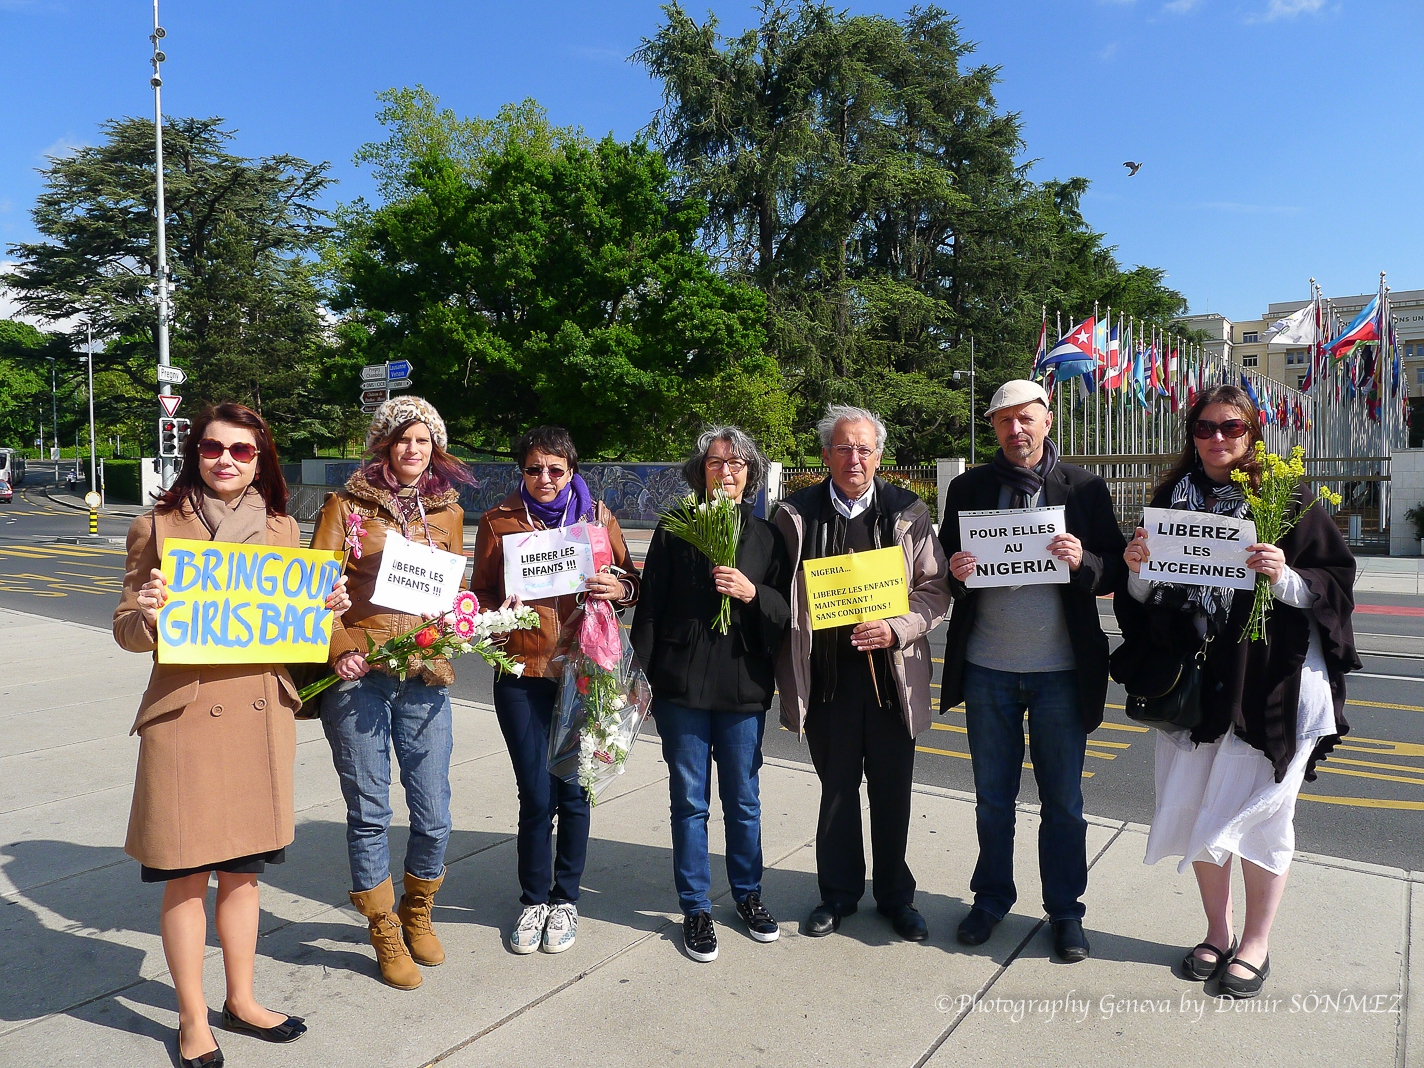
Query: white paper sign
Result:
<box><xmin>960</xmin><ymin>505</ymin><xmax>1070</xmax><ymax>588</ymax></box>
<box><xmin>1142</xmin><ymin>507</ymin><xmax>1258</xmax><ymax>591</ymax></box>
<box><xmin>502</xmin><ymin>525</ymin><xmax>596</xmax><ymax>601</ymax></box>
<box><xmin>370</xmin><ymin>530</ymin><xmax>469</xmax><ymax>616</ymax></box>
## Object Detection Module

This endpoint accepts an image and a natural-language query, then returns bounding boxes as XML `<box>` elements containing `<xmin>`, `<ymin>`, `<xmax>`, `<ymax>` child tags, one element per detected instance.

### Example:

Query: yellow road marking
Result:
<box><xmin>1347</xmin><ymin>699</ymin><xmax>1424</xmax><ymax>714</ymax></box>
<box><xmin>1298</xmin><ymin>794</ymin><xmax>1424</xmax><ymax>811</ymax></box>
<box><xmin>1326</xmin><ymin>756</ymin><xmax>1424</xmax><ymax>777</ymax></box>
<box><xmin>1313</xmin><ymin>765</ymin><xmax>1424</xmax><ymax>787</ymax></box>
<box><xmin>1339</xmin><ymin>736</ymin><xmax>1424</xmax><ymax>758</ymax></box>
<box><xmin>914</xmin><ymin>744</ymin><xmax>1094</xmax><ymax>778</ymax></box>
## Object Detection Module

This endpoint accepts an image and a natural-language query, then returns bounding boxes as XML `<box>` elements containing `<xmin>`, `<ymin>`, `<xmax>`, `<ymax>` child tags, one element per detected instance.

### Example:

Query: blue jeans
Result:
<box><xmin>493</xmin><ymin>675</ymin><xmax>590</xmax><ymax>906</ymax></box>
<box><xmin>653</xmin><ymin>698</ymin><xmax>765</xmax><ymax>916</ymax></box>
<box><xmin>962</xmin><ymin>663</ymin><xmax>1087</xmax><ymax>923</ymax></box>
<box><xmin>321</xmin><ymin>673</ymin><xmax>454</xmax><ymax>893</ymax></box>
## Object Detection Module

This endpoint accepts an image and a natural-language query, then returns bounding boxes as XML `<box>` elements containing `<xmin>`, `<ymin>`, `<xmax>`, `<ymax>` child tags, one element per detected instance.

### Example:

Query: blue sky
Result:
<box><xmin>1</xmin><ymin>0</ymin><xmax>1419</xmax><ymax>323</ymax></box>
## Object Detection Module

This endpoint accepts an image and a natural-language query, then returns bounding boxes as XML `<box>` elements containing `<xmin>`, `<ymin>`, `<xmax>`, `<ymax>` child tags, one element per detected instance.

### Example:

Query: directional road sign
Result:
<box><xmin>361</xmin><ymin>363</ymin><xmax>389</xmax><ymax>381</ymax></box>
<box><xmin>387</xmin><ymin>360</ymin><xmax>412</xmax><ymax>380</ymax></box>
<box><xmin>386</xmin><ymin>377</ymin><xmax>413</xmax><ymax>390</ymax></box>
<box><xmin>361</xmin><ymin>402</ymin><xmax>383</xmax><ymax>414</ymax></box>
<box><xmin>157</xmin><ymin>365</ymin><xmax>187</xmax><ymax>385</ymax></box>
<box><xmin>159</xmin><ymin>394</ymin><xmax>182</xmax><ymax>417</ymax></box>
<box><xmin>361</xmin><ymin>388</ymin><xmax>389</xmax><ymax>404</ymax></box>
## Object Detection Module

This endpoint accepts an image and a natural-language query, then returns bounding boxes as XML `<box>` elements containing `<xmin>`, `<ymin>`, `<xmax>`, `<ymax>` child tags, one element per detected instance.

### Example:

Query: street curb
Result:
<box><xmin>40</xmin><ymin>482</ymin><xmax>146</xmax><ymax>519</ymax></box>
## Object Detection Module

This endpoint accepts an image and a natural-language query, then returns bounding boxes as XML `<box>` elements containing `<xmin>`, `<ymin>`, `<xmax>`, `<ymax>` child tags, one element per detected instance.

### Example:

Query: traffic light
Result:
<box><xmin>158</xmin><ymin>417</ymin><xmax>190</xmax><ymax>457</ymax></box>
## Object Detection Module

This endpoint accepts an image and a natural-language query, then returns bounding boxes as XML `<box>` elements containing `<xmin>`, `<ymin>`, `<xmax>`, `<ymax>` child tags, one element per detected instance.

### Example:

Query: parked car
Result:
<box><xmin>0</xmin><ymin>479</ymin><xmax>12</xmax><ymax>504</ymax></box>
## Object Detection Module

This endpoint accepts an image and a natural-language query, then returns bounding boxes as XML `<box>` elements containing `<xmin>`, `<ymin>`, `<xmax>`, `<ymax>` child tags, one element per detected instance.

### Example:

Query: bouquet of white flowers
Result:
<box><xmin>659</xmin><ymin>488</ymin><xmax>743</xmax><ymax>634</ymax></box>
<box><xmin>546</xmin><ymin>599</ymin><xmax>653</xmax><ymax>805</ymax></box>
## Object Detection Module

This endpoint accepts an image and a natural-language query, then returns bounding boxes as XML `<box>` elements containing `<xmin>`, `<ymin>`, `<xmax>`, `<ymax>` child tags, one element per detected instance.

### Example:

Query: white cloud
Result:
<box><xmin>1162</xmin><ymin>0</ymin><xmax>1202</xmax><ymax>12</ymax></box>
<box><xmin>0</xmin><ymin>261</ymin><xmax>82</xmax><ymax>333</ymax></box>
<box><xmin>1249</xmin><ymin>0</ymin><xmax>1327</xmax><ymax>21</ymax></box>
<box><xmin>1099</xmin><ymin>41</ymin><xmax>1121</xmax><ymax>60</ymax></box>
<box><xmin>39</xmin><ymin>136</ymin><xmax>85</xmax><ymax>161</ymax></box>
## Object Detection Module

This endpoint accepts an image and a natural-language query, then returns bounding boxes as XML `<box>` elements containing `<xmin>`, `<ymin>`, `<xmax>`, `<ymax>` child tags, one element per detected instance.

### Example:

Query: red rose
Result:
<box><xmin>414</xmin><ymin>627</ymin><xmax>439</xmax><ymax>649</ymax></box>
<box><xmin>576</xmin><ymin>675</ymin><xmax>590</xmax><ymax>695</ymax></box>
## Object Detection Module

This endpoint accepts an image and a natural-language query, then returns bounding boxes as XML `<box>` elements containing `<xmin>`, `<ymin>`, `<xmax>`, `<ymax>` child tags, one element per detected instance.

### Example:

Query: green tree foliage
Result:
<box><xmin>0</xmin><ymin>320</ymin><xmax>48</xmax><ymax>450</ymax></box>
<box><xmin>2</xmin><ymin>117</ymin><xmax>346</xmax><ymax>456</ymax></box>
<box><xmin>638</xmin><ymin>2</ymin><xmax>1189</xmax><ymax>462</ymax></box>
<box><xmin>335</xmin><ymin>101</ymin><xmax>786</xmax><ymax>458</ymax></box>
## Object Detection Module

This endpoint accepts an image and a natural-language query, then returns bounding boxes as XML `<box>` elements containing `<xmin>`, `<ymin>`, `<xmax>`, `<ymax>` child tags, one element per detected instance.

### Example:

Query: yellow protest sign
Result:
<box><xmin>803</xmin><ymin>545</ymin><xmax>910</xmax><ymax>631</ymax></box>
<box><xmin>157</xmin><ymin>538</ymin><xmax>343</xmax><ymax>665</ymax></box>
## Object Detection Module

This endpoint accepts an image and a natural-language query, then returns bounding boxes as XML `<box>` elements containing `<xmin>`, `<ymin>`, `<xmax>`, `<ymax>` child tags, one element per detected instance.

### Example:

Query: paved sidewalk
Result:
<box><xmin>0</xmin><ymin>606</ymin><xmax>1417</xmax><ymax>1067</ymax></box>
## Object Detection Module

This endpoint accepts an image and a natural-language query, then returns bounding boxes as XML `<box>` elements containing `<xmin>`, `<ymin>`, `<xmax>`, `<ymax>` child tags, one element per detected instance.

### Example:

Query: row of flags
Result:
<box><xmin>1031</xmin><ymin>275</ymin><xmax>1404</xmax><ymax>434</ymax></box>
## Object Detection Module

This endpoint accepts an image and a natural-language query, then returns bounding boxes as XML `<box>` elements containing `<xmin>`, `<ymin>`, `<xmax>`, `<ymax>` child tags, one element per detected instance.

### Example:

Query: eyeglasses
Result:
<box><xmin>523</xmin><ymin>464</ymin><xmax>567</xmax><ymax>480</ymax></box>
<box><xmin>1191</xmin><ymin>419</ymin><xmax>1250</xmax><ymax>441</ymax></box>
<box><xmin>197</xmin><ymin>439</ymin><xmax>258</xmax><ymax>463</ymax></box>
<box><xmin>705</xmin><ymin>457</ymin><xmax>747</xmax><ymax>472</ymax></box>
<box><xmin>831</xmin><ymin>445</ymin><xmax>878</xmax><ymax>460</ymax></box>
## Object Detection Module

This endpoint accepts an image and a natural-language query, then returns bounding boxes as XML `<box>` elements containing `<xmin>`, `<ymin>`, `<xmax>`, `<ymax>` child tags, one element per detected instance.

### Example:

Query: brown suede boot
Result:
<box><xmin>349</xmin><ymin>876</ymin><xmax>422</xmax><ymax>989</ymax></box>
<box><xmin>397</xmin><ymin>869</ymin><xmax>446</xmax><ymax>966</ymax></box>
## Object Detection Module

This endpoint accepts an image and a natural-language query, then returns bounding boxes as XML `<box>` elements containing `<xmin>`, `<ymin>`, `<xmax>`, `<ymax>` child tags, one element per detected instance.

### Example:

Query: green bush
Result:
<box><xmin>104</xmin><ymin>459</ymin><xmax>143</xmax><ymax>504</ymax></box>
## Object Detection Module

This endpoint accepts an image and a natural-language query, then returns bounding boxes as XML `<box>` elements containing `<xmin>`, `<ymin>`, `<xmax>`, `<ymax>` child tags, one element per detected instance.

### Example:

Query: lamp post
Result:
<box><xmin>84</xmin><ymin>322</ymin><xmax>98</xmax><ymax>498</ymax></box>
<box><xmin>43</xmin><ymin>356</ymin><xmax>58</xmax><ymax>462</ymax></box>
<box><xmin>150</xmin><ymin>0</ymin><xmax>175</xmax><ymax>490</ymax></box>
<box><xmin>953</xmin><ymin>334</ymin><xmax>977</xmax><ymax>465</ymax></box>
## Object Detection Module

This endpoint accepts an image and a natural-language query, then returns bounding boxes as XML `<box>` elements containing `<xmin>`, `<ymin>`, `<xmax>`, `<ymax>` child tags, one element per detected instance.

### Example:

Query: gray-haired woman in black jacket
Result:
<box><xmin>631</xmin><ymin>426</ymin><xmax>792</xmax><ymax>965</ymax></box>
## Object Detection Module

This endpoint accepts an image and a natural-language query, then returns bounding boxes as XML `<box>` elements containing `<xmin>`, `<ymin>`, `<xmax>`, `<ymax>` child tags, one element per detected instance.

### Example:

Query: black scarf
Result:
<box><xmin>1147</xmin><ymin>469</ymin><xmax>1249</xmax><ymax>637</ymax></box>
<box><xmin>991</xmin><ymin>437</ymin><xmax>1059</xmax><ymax>508</ymax></box>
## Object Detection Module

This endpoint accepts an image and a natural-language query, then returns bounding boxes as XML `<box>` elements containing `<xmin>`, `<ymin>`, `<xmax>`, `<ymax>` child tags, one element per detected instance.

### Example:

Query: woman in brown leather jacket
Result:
<box><xmin>469</xmin><ymin>425</ymin><xmax>638</xmax><ymax>957</ymax></box>
<box><xmin>115</xmin><ymin>403</ymin><xmax>349</xmax><ymax>1067</ymax></box>
<box><xmin>309</xmin><ymin>397</ymin><xmax>473</xmax><ymax>991</ymax></box>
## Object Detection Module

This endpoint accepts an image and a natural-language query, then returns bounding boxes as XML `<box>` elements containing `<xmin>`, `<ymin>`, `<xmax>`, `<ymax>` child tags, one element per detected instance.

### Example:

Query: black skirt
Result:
<box><xmin>140</xmin><ymin>847</ymin><xmax>287</xmax><ymax>884</ymax></box>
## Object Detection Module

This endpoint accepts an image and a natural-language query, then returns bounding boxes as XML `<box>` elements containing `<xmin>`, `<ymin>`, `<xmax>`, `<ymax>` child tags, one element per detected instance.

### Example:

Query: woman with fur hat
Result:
<box><xmin>310</xmin><ymin>397</ymin><xmax>474</xmax><ymax>990</ymax></box>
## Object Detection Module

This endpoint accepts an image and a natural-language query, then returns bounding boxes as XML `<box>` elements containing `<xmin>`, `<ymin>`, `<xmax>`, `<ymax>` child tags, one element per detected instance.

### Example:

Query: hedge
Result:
<box><xmin>104</xmin><ymin>459</ymin><xmax>144</xmax><ymax>504</ymax></box>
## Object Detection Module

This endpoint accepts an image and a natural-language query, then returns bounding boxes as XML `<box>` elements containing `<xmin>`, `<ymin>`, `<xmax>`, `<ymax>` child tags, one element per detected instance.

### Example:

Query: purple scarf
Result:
<box><xmin>520</xmin><ymin>472</ymin><xmax>595</xmax><ymax>528</ymax></box>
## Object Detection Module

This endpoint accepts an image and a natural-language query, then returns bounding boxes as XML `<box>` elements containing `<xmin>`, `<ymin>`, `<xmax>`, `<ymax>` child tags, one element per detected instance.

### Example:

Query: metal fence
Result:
<box><xmin>1061</xmin><ymin>453</ymin><xmax>1390</xmax><ymax>552</ymax></box>
<box><xmin>779</xmin><ymin>464</ymin><xmax>938</xmax><ymax>519</ymax></box>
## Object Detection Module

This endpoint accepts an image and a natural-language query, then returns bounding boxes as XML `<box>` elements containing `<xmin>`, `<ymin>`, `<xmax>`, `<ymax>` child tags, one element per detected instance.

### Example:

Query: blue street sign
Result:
<box><xmin>387</xmin><ymin>359</ymin><xmax>412</xmax><ymax>380</ymax></box>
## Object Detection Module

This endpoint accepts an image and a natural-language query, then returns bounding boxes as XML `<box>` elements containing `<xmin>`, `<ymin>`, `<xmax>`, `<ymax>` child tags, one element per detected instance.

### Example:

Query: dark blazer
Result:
<box><xmin>938</xmin><ymin>459</ymin><xmax>1127</xmax><ymax>730</ymax></box>
<box><xmin>631</xmin><ymin>504</ymin><xmax>792</xmax><ymax>715</ymax></box>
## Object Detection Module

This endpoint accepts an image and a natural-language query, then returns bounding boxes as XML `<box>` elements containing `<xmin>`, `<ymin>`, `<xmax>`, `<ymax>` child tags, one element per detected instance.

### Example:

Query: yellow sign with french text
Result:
<box><xmin>804</xmin><ymin>546</ymin><xmax>910</xmax><ymax>631</ymax></box>
<box><xmin>157</xmin><ymin>538</ymin><xmax>343</xmax><ymax>665</ymax></box>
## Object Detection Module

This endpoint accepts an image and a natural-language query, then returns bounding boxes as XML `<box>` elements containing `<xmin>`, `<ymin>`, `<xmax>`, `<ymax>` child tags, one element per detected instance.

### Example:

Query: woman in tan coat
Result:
<box><xmin>309</xmin><ymin>396</ymin><xmax>474</xmax><ymax>991</ymax></box>
<box><xmin>115</xmin><ymin>403</ymin><xmax>349</xmax><ymax>1068</ymax></box>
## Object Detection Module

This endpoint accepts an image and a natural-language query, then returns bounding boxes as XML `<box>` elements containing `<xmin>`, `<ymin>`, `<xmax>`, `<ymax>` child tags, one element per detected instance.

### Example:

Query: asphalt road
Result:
<box><xmin>4</xmin><ymin>464</ymin><xmax>1422</xmax><ymax>872</ymax></box>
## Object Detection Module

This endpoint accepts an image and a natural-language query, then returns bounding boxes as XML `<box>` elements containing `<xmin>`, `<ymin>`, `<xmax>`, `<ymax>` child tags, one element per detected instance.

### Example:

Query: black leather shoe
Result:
<box><xmin>804</xmin><ymin>901</ymin><xmax>855</xmax><ymax>937</ymax></box>
<box><xmin>1052</xmin><ymin>919</ymin><xmax>1090</xmax><ymax>963</ymax></box>
<box><xmin>178</xmin><ymin>1031</ymin><xmax>224</xmax><ymax>1068</ymax></box>
<box><xmin>1215</xmin><ymin>954</ymin><xmax>1270</xmax><ymax>999</ymax></box>
<box><xmin>879</xmin><ymin>903</ymin><xmax>928</xmax><ymax>942</ymax></box>
<box><xmin>220</xmin><ymin>1003</ymin><xmax>308</xmax><ymax>1043</ymax></box>
<box><xmin>957</xmin><ymin>906</ymin><xmax>999</xmax><ymax>946</ymax></box>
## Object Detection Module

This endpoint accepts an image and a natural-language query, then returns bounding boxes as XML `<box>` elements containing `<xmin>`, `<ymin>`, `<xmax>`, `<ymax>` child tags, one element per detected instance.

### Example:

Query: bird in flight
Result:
<box><xmin>1123</xmin><ymin>161</ymin><xmax>1143</xmax><ymax>176</ymax></box>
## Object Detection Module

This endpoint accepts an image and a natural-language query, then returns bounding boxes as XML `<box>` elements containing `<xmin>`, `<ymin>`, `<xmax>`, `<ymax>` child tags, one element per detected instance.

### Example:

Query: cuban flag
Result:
<box><xmin>1039</xmin><ymin>316</ymin><xmax>1097</xmax><ymax>386</ymax></box>
<box><xmin>1326</xmin><ymin>295</ymin><xmax>1380</xmax><ymax>361</ymax></box>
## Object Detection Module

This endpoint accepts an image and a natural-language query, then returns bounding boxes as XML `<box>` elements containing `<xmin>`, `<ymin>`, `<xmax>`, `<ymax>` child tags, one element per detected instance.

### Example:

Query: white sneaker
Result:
<box><xmin>542</xmin><ymin>902</ymin><xmax>578</xmax><ymax>953</ymax></box>
<box><xmin>510</xmin><ymin>903</ymin><xmax>550</xmax><ymax>955</ymax></box>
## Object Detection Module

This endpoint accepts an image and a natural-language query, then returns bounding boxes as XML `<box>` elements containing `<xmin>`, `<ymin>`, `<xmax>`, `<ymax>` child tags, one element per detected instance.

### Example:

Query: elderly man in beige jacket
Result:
<box><xmin>775</xmin><ymin>405</ymin><xmax>951</xmax><ymax>941</ymax></box>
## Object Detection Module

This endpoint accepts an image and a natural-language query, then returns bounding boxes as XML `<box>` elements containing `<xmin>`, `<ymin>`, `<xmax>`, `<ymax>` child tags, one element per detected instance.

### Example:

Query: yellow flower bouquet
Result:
<box><xmin>1230</xmin><ymin>443</ymin><xmax>1342</xmax><ymax>642</ymax></box>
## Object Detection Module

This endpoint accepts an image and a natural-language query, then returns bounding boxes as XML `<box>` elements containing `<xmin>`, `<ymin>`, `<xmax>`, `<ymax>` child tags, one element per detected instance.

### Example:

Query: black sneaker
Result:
<box><xmin>736</xmin><ymin>894</ymin><xmax>780</xmax><ymax>943</ymax></box>
<box><xmin>683</xmin><ymin>911</ymin><xmax>718</xmax><ymax>962</ymax></box>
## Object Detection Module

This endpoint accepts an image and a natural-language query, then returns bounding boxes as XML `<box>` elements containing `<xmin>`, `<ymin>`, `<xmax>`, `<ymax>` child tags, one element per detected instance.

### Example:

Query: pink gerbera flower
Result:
<box><xmin>453</xmin><ymin>591</ymin><xmax>479</xmax><ymax>619</ymax></box>
<box><xmin>453</xmin><ymin>615</ymin><xmax>476</xmax><ymax>639</ymax></box>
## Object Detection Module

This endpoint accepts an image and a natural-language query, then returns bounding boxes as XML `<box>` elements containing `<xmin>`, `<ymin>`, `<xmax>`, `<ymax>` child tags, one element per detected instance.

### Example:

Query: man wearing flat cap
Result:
<box><xmin>938</xmin><ymin>379</ymin><xmax>1125</xmax><ymax>963</ymax></box>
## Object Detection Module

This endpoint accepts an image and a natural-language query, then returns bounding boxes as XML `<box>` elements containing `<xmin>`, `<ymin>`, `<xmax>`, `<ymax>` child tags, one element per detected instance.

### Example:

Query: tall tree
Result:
<box><xmin>3</xmin><ymin>117</ymin><xmax>348</xmax><ymax>455</ymax></box>
<box><xmin>335</xmin><ymin>100</ymin><xmax>787</xmax><ymax>459</ymax></box>
<box><xmin>639</xmin><ymin>2</ymin><xmax>1188</xmax><ymax>462</ymax></box>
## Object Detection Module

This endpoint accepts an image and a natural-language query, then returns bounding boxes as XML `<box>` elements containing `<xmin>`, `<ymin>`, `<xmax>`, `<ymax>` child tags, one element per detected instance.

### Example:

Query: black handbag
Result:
<box><xmin>1124</xmin><ymin>638</ymin><xmax>1210</xmax><ymax>732</ymax></box>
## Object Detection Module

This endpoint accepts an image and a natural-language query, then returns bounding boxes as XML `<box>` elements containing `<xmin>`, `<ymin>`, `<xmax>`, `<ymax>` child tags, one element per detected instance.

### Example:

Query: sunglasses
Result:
<box><xmin>197</xmin><ymin>439</ymin><xmax>259</xmax><ymax>463</ymax></box>
<box><xmin>523</xmin><ymin>464</ymin><xmax>567</xmax><ymax>480</ymax></box>
<box><xmin>1191</xmin><ymin>419</ymin><xmax>1250</xmax><ymax>441</ymax></box>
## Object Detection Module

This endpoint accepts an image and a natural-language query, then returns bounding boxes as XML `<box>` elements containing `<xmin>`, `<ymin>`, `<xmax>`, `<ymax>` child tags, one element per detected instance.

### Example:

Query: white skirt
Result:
<box><xmin>1143</xmin><ymin>729</ymin><xmax>1316</xmax><ymax>876</ymax></box>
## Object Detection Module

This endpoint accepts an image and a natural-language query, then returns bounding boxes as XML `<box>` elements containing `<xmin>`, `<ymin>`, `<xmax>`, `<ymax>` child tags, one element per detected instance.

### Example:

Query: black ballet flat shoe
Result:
<box><xmin>220</xmin><ymin>1002</ymin><xmax>308</xmax><ymax>1043</ymax></box>
<box><xmin>1180</xmin><ymin>937</ymin><xmax>1237</xmax><ymax>982</ymax></box>
<box><xmin>1215</xmin><ymin>954</ymin><xmax>1270</xmax><ymax>1000</ymax></box>
<box><xmin>177</xmin><ymin>1030</ymin><xmax>223</xmax><ymax>1068</ymax></box>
